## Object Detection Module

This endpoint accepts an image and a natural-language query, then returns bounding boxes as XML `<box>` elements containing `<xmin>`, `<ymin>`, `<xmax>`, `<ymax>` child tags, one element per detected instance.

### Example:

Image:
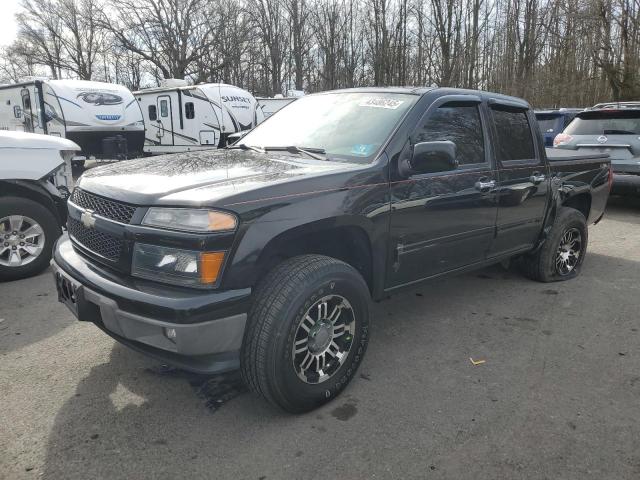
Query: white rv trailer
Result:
<box><xmin>0</xmin><ymin>79</ymin><xmax>145</xmax><ymax>163</ymax></box>
<box><xmin>257</xmin><ymin>97</ymin><xmax>298</xmax><ymax>118</ymax></box>
<box><xmin>134</xmin><ymin>82</ymin><xmax>264</xmax><ymax>155</ymax></box>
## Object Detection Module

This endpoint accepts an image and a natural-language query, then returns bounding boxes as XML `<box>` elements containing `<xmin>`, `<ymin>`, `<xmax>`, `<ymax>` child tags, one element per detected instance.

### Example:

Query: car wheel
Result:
<box><xmin>519</xmin><ymin>207</ymin><xmax>588</xmax><ymax>282</ymax></box>
<box><xmin>241</xmin><ymin>254</ymin><xmax>370</xmax><ymax>413</ymax></box>
<box><xmin>0</xmin><ymin>197</ymin><xmax>61</xmax><ymax>281</ymax></box>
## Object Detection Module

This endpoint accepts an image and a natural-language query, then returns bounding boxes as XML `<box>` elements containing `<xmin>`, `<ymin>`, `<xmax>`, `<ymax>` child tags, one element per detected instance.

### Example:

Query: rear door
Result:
<box><xmin>156</xmin><ymin>95</ymin><xmax>173</xmax><ymax>145</ymax></box>
<box><xmin>488</xmin><ymin>103</ymin><xmax>550</xmax><ymax>257</ymax></box>
<box><xmin>387</xmin><ymin>96</ymin><xmax>498</xmax><ymax>288</ymax></box>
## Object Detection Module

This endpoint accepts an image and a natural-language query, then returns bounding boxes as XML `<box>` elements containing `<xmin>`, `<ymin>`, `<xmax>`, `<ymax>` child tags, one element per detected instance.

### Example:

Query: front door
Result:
<box><xmin>21</xmin><ymin>88</ymin><xmax>34</xmax><ymax>133</ymax></box>
<box><xmin>488</xmin><ymin>106</ymin><xmax>550</xmax><ymax>257</ymax></box>
<box><xmin>156</xmin><ymin>95</ymin><xmax>173</xmax><ymax>145</ymax></box>
<box><xmin>387</xmin><ymin>97</ymin><xmax>498</xmax><ymax>289</ymax></box>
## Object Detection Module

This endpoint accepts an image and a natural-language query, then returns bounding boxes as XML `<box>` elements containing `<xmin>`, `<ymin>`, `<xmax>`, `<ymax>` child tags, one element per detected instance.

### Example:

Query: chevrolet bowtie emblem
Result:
<box><xmin>80</xmin><ymin>211</ymin><xmax>96</xmax><ymax>228</ymax></box>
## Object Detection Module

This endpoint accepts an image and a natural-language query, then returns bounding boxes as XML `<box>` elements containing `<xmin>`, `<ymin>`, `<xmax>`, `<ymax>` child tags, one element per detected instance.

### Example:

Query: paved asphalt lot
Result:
<box><xmin>1</xmin><ymin>195</ymin><xmax>639</xmax><ymax>480</ymax></box>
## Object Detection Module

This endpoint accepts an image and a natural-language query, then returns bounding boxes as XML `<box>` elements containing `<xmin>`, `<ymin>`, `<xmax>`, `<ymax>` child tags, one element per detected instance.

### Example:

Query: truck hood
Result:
<box><xmin>77</xmin><ymin>149</ymin><xmax>363</xmax><ymax>206</ymax></box>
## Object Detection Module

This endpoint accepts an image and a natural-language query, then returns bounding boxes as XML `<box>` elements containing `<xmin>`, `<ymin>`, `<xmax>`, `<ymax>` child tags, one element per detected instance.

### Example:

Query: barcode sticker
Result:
<box><xmin>359</xmin><ymin>98</ymin><xmax>404</xmax><ymax>110</ymax></box>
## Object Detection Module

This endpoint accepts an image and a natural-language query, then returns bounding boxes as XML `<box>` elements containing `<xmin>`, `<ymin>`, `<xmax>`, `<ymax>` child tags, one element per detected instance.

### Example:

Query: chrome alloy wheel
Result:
<box><xmin>292</xmin><ymin>294</ymin><xmax>356</xmax><ymax>384</ymax></box>
<box><xmin>0</xmin><ymin>215</ymin><xmax>46</xmax><ymax>267</ymax></box>
<box><xmin>555</xmin><ymin>227</ymin><xmax>582</xmax><ymax>276</ymax></box>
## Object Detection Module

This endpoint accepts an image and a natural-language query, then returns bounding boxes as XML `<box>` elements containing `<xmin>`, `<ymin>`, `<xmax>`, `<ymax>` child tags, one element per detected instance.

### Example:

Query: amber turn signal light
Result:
<box><xmin>200</xmin><ymin>252</ymin><xmax>226</xmax><ymax>284</ymax></box>
<box><xmin>208</xmin><ymin>211</ymin><xmax>237</xmax><ymax>231</ymax></box>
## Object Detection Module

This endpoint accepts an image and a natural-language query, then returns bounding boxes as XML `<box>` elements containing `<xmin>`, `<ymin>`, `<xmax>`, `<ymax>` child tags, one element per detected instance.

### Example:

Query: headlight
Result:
<box><xmin>142</xmin><ymin>208</ymin><xmax>237</xmax><ymax>232</ymax></box>
<box><xmin>132</xmin><ymin>243</ymin><xmax>225</xmax><ymax>288</ymax></box>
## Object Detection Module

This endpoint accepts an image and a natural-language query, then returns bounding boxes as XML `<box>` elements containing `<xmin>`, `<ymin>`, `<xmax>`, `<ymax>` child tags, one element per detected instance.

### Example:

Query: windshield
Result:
<box><xmin>536</xmin><ymin>114</ymin><xmax>561</xmax><ymax>133</ymax></box>
<box><xmin>565</xmin><ymin>110</ymin><xmax>640</xmax><ymax>135</ymax></box>
<box><xmin>238</xmin><ymin>92</ymin><xmax>418</xmax><ymax>162</ymax></box>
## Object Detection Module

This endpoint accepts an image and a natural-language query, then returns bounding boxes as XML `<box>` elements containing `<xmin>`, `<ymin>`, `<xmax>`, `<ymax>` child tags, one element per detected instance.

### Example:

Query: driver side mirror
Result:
<box><xmin>407</xmin><ymin>140</ymin><xmax>458</xmax><ymax>175</ymax></box>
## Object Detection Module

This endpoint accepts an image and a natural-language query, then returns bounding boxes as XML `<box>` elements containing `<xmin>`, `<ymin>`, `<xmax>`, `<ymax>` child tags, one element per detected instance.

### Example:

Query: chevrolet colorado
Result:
<box><xmin>51</xmin><ymin>88</ymin><xmax>611</xmax><ymax>412</ymax></box>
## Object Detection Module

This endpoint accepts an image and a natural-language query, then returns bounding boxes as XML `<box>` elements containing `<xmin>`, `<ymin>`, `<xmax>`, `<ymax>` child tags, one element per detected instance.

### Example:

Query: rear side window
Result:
<box><xmin>415</xmin><ymin>103</ymin><xmax>485</xmax><ymax>165</ymax></box>
<box><xmin>185</xmin><ymin>102</ymin><xmax>194</xmax><ymax>119</ymax></box>
<box><xmin>536</xmin><ymin>115</ymin><xmax>561</xmax><ymax>133</ymax></box>
<box><xmin>492</xmin><ymin>108</ymin><xmax>536</xmax><ymax>162</ymax></box>
<box><xmin>564</xmin><ymin>111</ymin><xmax>640</xmax><ymax>135</ymax></box>
<box><xmin>148</xmin><ymin>105</ymin><xmax>157</xmax><ymax>121</ymax></box>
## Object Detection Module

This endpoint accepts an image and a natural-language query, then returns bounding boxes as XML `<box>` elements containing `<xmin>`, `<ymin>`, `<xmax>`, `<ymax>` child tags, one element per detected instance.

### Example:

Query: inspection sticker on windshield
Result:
<box><xmin>351</xmin><ymin>144</ymin><xmax>375</xmax><ymax>156</ymax></box>
<box><xmin>359</xmin><ymin>97</ymin><xmax>404</xmax><ymax>109</ymax></box>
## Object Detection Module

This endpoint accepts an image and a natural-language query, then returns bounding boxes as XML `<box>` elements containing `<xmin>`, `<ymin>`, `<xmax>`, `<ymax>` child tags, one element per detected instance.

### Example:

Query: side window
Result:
<box><xmin>415</xmin><ymin>103</ymin><xmax>485</xmax><ymax>165</ymax></box>
<box><xmin>148</xmin><ymin>105</ymin><xmax>157</xmax><ymax>121</ymax></box>
<box><xmin>185</xmin><ymin>102</ymin><xmax>194</xmax><ymax>119</ymax></box>
<box><xmin>491</xmin><ymin>108</ymin><xmax>536</xmax><ymax>162</ymax></box>
<box><xmin>160</xmin><ymin>99</ymin><xmax>168</xmax><ymax>117</ymax></box>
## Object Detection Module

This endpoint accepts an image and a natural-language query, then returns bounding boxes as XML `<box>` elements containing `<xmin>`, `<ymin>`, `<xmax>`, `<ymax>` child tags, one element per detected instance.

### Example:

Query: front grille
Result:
<box><xmin>68</xmin><ymin>217</ymin><xmax>123</xmax><ymax>261</ymax></box>
<box><xmin>70</xmin><ymin>188</ymin><xmax>136</xmax><ymax>224</ymax></box>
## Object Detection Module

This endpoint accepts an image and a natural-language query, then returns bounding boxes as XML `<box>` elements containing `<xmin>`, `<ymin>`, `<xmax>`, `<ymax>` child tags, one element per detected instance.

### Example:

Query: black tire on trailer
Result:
<box><xmin>241</xmin><ymin>254</ymin><xmax>370</xmax><ymax>413</ymax></box>
<box><xmin>0</xmin><ymin>196</ymin><xmax>61</xmax><ymax>281</ymax></box>
<box><xmin>518</xmin><ymin>207</ymin><xmax>588</xmax><ymax>282</ymax></box>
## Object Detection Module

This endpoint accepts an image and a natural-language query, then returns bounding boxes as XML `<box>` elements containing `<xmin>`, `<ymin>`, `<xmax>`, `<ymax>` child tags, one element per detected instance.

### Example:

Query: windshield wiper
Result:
<box><xmin>227</xmin><ymin>143</ymin><xmax>265</xmax><ymax>153</ymax></box>
<box><xmin>263</xmin><ymin>146</ymin><xmax>326</xmax><ymax>160</ymax></box>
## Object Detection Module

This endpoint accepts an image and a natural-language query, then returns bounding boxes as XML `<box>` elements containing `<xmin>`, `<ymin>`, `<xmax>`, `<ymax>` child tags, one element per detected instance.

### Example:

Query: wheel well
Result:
<box><xmin>562</xmin><ymin>193</ymin><xmax>591</xmax><ymax>220</ymax></box>
<box><xmin>0</xmin><ymin>180</ymin><xmax>63</xmax><ymax>226</ymax></box>
<box><xmin>256</xmin><ymin>225</ymin><xmax>374</xmax><ymax>293</ymax></box>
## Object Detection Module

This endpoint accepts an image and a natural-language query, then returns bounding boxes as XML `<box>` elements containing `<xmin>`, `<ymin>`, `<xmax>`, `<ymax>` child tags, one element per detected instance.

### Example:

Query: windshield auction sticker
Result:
<box><xmin>359</xmin><ymin>98</ymin><xmax>404</xmax><ymax>109</ymax></box>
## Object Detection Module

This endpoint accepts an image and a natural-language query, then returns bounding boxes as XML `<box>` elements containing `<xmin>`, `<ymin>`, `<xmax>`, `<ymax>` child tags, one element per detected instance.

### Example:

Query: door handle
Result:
<box><xmin>474</xmin><ymin>178</ymin><xmax>496</xmax><ymax>192</ymax></box>
<box><xmin>530</xmin><ymin>173</ymin><xmax>546</xmax><ymax>185</ymax></box>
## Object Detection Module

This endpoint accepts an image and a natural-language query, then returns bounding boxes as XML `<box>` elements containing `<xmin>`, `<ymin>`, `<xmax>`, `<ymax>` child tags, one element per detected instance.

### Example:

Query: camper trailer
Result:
<box><xmin>257</xmin><ymin>96</ymin><xmax>298</xmax><ymax>118</ymax></box>
<box><xmin>0</xmin><ymin>78</ymin><xmax>144</xmax><ymax>165</ymax></box>
<box><xmin>135</xmin><ymin>81</ymin><xmax>264</xmax><ymax>155</ymax></box>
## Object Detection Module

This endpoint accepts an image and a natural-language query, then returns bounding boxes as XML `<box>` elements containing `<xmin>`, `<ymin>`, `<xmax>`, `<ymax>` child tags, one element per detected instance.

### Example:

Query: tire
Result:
<box><xmin>241</xmin><ymin>254</ymin><xmax>370</xmax><ymax>413</ymax></box>
<box><xmin>518</xmin><ymin>207</ymin><xmax>588</xmax><ymax>282</ymax></box>
<box><xmin>0</xmin><ymin>196</ymin><xmax>61</xmax><ymax>281</ymax></box>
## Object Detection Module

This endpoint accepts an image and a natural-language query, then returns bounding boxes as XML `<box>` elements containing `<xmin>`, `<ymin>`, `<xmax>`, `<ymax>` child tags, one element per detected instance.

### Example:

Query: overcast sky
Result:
<box><xmin>0</xmin><ymin>0</ymin><xmax>21</xmax><ymax>48</ymax></box>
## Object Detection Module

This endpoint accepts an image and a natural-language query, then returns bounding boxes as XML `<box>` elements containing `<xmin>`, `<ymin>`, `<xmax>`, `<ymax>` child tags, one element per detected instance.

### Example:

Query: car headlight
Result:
<box><xmin>132</xmin><ymin>243</ymin><xmax>226</xmax><ymax>288</ymax></box>
<box><xmin>142</xmin><ymin>208</ymin><xmax>237</xmax><ymax>232</ymax></box>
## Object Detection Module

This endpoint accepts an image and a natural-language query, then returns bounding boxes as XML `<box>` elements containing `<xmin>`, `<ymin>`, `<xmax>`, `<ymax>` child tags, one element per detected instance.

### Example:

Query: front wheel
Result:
<box><xmin>241</xmin><ymin>255</ymin><xmax>370</xmax><ymax>413</ymax></box>
<box><xmin>518</xmin><ymin>207</ymin><xmax>588</xmax><ymax>282</ymax></box>
<box><xmin>0</xmin><ymin>197</ymin><xmax>61</xmax><ymax>281</ymax></box>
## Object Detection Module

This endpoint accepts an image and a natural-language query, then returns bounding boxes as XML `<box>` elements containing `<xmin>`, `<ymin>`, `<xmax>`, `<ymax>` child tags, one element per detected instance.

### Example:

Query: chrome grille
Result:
<box><xmin>67</xmin><ymin>217</ymin><xmax>122</xmax><ymax>261</ymax></box>
<box><xmin>70</xmin><ymin>188</ymin><xmax>136</xmax><ymax>224</ymax></box>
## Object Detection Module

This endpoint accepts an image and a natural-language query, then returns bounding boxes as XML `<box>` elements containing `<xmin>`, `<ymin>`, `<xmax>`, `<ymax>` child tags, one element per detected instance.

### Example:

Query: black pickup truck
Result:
<box><xmin>51</xmin><ymin>87</ymin><xmax>611</xmax><ymax>412</ymax></box>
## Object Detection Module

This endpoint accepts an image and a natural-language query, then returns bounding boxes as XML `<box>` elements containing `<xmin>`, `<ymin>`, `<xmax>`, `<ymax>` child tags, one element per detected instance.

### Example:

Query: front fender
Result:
<box><xmin>221</xmin><ymin>183</ymin><xmax>390</xmax><ymax>296</ymax></box>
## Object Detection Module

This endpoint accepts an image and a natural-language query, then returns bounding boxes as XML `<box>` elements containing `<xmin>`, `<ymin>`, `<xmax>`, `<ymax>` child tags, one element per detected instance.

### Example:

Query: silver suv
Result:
<box><xmin>554</xmin><ymin>102</ymin><xmax>640</xmax><ymax>194</ymax></box>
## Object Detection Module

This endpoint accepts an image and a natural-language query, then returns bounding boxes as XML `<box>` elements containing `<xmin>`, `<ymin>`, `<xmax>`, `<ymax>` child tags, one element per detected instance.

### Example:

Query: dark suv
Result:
<box><xmin>535</xmin><ymin>108</ymin><xmax>582</xmax><ymax>147</ymax></box>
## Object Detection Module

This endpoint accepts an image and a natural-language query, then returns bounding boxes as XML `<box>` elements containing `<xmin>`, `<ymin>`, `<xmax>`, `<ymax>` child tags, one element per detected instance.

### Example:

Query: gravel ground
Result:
<box><xmin>1</xmin><ymin>196</ymin><xmax>639</xmax><ymax>480</ymax></box>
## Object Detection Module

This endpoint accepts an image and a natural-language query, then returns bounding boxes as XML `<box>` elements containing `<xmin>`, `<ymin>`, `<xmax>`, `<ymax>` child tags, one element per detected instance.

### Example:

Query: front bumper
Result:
<box><xmin>52</xmin><ymin>235</ymin><xmax>251</xmax><ymax>374</ymax></box>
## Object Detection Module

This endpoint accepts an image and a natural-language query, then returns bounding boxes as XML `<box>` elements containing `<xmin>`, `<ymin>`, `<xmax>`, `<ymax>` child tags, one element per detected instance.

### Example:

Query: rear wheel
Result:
<box><xmin>241</xmin><ymin>254</ymin><xmax>370</xmax><ymax>413</ymax></box>
<box><xmin>518</xmin><ymin>207</ymin><xmax>588</xmax><ymax>282</ymax></box>
<box><xmin>0</xmin><ymin>197</ymin><xmax>61</xmax><ymax>281</ymax></box>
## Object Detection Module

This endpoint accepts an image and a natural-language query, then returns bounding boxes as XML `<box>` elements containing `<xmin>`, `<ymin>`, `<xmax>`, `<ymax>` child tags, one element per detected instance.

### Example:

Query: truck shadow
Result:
<box><xmin>40</xmin><ymin>252</ymin><xmax>638</xmax><ymax>479</ymax></box>
<box><xmin>0</xmin><ymin>267</ymin><xmax>76</xmax><ymax>354</ymax></box>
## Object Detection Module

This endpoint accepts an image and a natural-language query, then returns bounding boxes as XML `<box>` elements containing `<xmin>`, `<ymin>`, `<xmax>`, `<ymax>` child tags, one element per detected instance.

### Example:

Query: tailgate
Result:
<box><xmin>545</xmin><ymin>148</ymin><xmax>609</xmax><ymax>164</ymax></box>
<box><xmin>574</xmin><ymin>145</ymin><xmax>633</xmax><ymax>160</ymax></box>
